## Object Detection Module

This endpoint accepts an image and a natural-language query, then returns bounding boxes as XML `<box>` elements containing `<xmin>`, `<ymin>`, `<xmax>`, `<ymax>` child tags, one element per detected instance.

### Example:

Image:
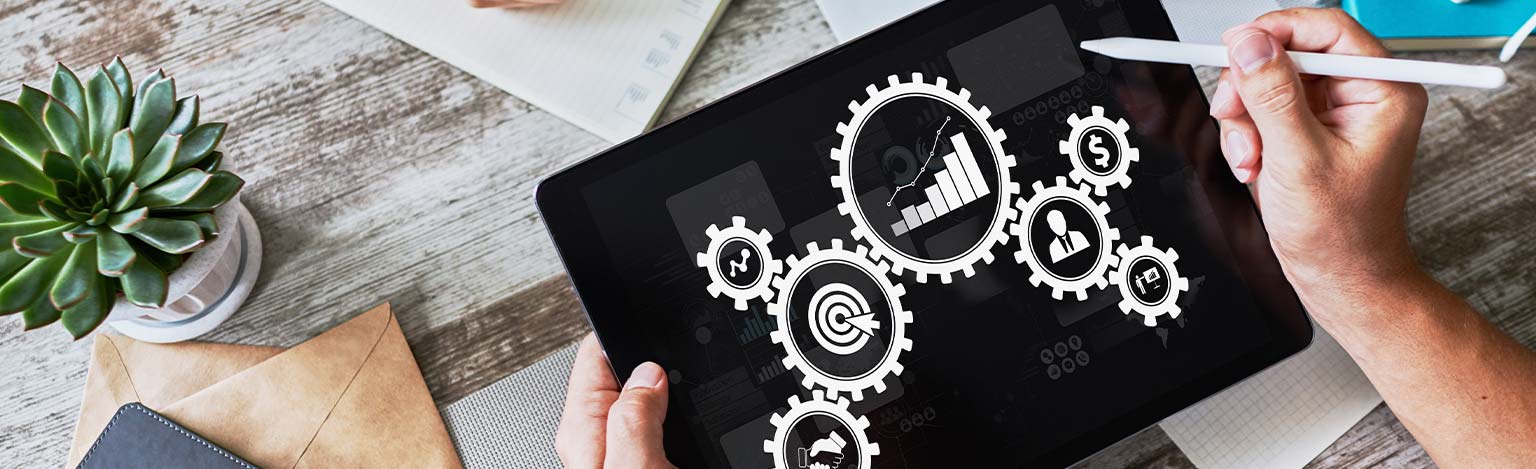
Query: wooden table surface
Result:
<box><xmin>1</xmin><ymin>0</ymin><xmax>1532</xmax><ymax>467</ymax></box>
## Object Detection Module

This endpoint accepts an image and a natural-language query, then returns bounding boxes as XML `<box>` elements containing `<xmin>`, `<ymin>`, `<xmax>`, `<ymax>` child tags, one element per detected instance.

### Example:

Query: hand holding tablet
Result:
<box><xmin>540</xmin><ymin>1</ymin><xmax>1312</xmax><ymax>466</ymax></box>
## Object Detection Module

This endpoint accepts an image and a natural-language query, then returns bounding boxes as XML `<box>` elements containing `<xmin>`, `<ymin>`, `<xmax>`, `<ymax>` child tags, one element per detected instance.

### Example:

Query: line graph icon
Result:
<box><xmin>888</xmin><ymin>132</ymin><xmax>992</xmax><ymax>237</ymax></box>
<box><xmin>887</xmin><ymin>116</ymin><xmax>951</xmax><ymax>205</ymax></box>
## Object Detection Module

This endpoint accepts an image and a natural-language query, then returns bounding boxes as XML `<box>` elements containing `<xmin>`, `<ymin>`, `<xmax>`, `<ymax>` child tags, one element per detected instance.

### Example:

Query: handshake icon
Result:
<box><xmin>796</xmin><ymin>431</ymin><xmax>848</xmax><ymax>469</ymax></box>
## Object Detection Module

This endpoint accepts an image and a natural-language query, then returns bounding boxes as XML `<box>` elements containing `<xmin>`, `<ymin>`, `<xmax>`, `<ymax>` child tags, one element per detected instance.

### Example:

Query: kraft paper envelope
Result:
<box><xmin>65</xmin><ymin>304</ymin><xmax>462</xmax><ymax>468</ymax></box>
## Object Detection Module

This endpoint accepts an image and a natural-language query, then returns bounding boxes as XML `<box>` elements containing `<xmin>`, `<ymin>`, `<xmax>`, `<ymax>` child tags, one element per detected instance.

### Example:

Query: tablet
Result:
<box><xmin>537</xmin><ymin>0</ymin><xmax>1312</xmax><ymax>467</ymax></box>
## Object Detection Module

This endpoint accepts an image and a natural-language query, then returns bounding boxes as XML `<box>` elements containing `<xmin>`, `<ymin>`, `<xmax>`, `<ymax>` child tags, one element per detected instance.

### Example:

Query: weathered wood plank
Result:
<box><xmin>0</xmin><ymin>0</ymin><xmax>835</xmax><ymax>466</ymax></box>
<box><xmin>1</xmin><ymin>0</ymin><xmax>1533</xmax><ymax>468</ymax></box>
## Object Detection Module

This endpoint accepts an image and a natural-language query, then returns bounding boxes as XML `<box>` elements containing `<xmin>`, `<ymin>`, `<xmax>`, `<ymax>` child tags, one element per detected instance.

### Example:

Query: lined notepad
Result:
<box><xmin>1160</xmin><ymin>321</ymin><xmax>1383</xmax><ymax>469</ymax></box>
<box><xmin>318</xmin><ymin>0</ymin><xmax>729</xmax><ymax>142</ymax></box>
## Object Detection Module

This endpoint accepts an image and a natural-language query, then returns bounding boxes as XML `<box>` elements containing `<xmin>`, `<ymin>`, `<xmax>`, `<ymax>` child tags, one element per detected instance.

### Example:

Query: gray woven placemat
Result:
<box><xmin>442</xmin><ymin>343</ymin><xmax>578</xmax><ymax>469</ymax></box>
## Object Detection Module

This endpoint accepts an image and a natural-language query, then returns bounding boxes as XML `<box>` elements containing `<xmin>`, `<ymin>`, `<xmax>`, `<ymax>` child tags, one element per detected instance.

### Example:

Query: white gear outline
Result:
<box><xmin>1010</xmin><ymin>176</ymin><xmax>1121</xmax><ymax>301</ymax></box>
<box><xmin>1061</xmin><ymin>105</ymin><xmax>1139</xmax><ymax>196</ymax></box>
<box><xmin>1110</xmin><ymin>235</ymin><xmax>1189</xmax><ymax>326</ymax></box>
<box><xmin>830</xmin><ymin>73</ymin><xmax>1020</xmax><ymax>284</ymax></box>
<box><xmin>763</xmin><ymin>389</ymin><xmax>879</xmax><ymax>469</ymax></box>
<box><xmin>696</xmin><ymin>216</ymin><xmax>783</xmax><ymax>311</ymax></box>
<box><xmin>769</xmin><ymin>239</ymin><xmax>913</xmax><ymax>402</ymax></box>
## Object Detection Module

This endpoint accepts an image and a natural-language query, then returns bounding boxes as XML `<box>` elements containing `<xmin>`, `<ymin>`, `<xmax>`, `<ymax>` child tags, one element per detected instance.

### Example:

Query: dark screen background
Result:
<box><xmin>553</xmin><ymin>1</ymin><xmax>1303</xmax><ymax>467</ymax></box>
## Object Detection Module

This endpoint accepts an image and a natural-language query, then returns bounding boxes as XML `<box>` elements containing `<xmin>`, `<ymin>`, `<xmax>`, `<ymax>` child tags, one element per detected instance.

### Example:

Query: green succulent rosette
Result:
<box><xmin>0</xmin><ymin>58</ymin><xmax>244</xmax><ymax>338</ymax></box>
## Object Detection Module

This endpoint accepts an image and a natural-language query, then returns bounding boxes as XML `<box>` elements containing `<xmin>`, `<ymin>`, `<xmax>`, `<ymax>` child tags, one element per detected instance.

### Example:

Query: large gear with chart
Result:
<box><xmin>1061</xmin><ymin>105</ymin><xmax>1139</xmax><ymax>196</ymax></box>
<box><xmin>1110</xmin><ymin>235</ymin><xmax>1189</xmax><ymax>326</ymax></box>
<box><xmin>1010</xmin><ymin>177</ymin><xmax>1121</xmax><ymax>301</ymax></box>
<box><xmin>697</xmin><ymin>216</ymin><xmax>783</xmax><ymax>311</ymax></box>
<box><xmin>829</xmin><ymin>73</ymin><xmax>1020</xmax><ymax>284</ymax></box>
<box><xmin>768</xmin><ymin>239</ymin><xmax>913</xmax><ymax>402</ymax></box>
<box><xmin>763</xmin><ymin>390</ymin><xmax>879</xmax><ymax>469</ymax></box>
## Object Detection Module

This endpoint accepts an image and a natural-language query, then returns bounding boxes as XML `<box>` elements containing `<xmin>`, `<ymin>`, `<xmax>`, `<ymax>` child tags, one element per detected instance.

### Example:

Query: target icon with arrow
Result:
<box><xmin>809</xmin><ymin>283</ymin><xmax>882</xmax><ymax>356</ymax></box>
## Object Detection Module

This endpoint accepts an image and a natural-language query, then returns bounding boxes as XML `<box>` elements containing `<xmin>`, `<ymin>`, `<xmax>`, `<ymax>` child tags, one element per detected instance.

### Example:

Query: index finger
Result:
<box><xmin>556</xmin><ymin>334</ymin><xmax>620</xmax><ymax>468</ymax></box>
<box><xmin>1241</xmin><ymin>8</ymin><xmax>1424</xmax><ymax>110</ymax></box>
<box><xmin>1245</xmin><ymin>8</ymin><xmax>1390</xmax><ymax>58</ymax></box>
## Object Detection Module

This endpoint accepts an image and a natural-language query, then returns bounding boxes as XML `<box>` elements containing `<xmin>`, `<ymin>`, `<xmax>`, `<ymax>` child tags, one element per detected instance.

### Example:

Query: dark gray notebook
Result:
<box><xmin>77</xmin><ymin>402</ymin><xmax>257</xmax><ymax>469</ymax></box>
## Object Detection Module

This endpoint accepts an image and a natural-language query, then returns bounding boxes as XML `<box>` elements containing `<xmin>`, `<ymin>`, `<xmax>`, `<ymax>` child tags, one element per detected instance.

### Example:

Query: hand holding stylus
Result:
<box><xmin>1207</xmin><ymin>9</ymin><xmax>1426</xmax><ymax>292</ymax></box>
<box><xmin>1210</xmin><ymin>9</ymin><xmax>1536</xmax><ymax>466</ymax></box>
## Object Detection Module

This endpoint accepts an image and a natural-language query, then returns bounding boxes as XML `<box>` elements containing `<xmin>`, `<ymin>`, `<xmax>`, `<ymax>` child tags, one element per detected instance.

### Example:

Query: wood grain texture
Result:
<box><xmin>0</xmin><ymin>0</ymin><xmax>1531</xmax><ymax>468</ymax></box>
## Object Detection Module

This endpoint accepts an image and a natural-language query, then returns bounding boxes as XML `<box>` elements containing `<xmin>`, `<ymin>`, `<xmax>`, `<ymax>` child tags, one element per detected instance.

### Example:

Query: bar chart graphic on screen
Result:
<box><xmin>890</xmin><ymin>132</ymin><xmax>991</xmax><ymax>236</ymax></box>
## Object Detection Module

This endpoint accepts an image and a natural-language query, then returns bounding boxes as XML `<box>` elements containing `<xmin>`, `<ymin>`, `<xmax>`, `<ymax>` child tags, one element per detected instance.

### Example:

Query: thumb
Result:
<box><xmin>1223</xmin><ymin>27</ymin><xmax>1325</xmax><ymax>153</ymax></box>
<box><xmin>604</xmin><ymin>362</ymin><xmax>674</xmax><ymax>469</ymax></box>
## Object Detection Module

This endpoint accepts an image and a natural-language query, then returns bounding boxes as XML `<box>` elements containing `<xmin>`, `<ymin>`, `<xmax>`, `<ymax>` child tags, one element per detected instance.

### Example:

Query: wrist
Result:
<box><xmin>1284</xmin><ymin>252</ymin><xmax>1430</xmax><ymax>330</ymax></box>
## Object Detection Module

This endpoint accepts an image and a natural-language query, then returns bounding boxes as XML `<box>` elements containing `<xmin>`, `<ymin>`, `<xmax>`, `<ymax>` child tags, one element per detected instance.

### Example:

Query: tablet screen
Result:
<box><xmin>539</xmin><ymin>0</ymin><xmax>1310</xmax><ymax>466</ymax></box>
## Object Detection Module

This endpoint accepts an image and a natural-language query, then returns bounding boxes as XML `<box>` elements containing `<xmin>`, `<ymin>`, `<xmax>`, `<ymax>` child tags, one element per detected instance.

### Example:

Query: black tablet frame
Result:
<box><xmin>536</xmin><ymin>0</ymin><xmax>1313</xmax><ymax>466</ymax></box>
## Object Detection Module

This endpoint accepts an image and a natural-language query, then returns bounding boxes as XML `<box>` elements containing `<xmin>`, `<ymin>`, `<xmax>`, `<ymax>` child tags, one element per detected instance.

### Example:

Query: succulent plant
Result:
<box><xmin>0</xmin><ymin>58</ymin><xmax>244</xmax><ymax>338</ymax></box>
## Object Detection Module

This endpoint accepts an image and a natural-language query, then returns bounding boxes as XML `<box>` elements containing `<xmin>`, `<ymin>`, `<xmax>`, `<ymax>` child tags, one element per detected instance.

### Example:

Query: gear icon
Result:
<box><xmin>1109</xmin><ymin>236</ymin><xmax>1189</xmax><ymax>326</ymax></box>
<box><xmin>763</xmin><ymin>390</ymin><xmax>879</xmax><ymax>469</ymax></box>
<box><xmin>830</xmin><ymin>73</ymin><xmax>1020</xmax><ymax>284</ymax></box>
<box><xmin>1060</xmin><ymin>105</ymin><xmax>1139</xmax><ymax>196</ymax></box>
<box><xmin>1010</xmin><ymin>177</ymin><xmax>1121</xmax><ymax>301</ymax></box>
<box><xmin>768</xmin><ymin>239</ymin><xmax>913</xmax><ymax>401</ymax></box>
<box><xmin>696</xmin><ymin>216</ymin><xmax>783</xmax><ymax>310</ymax></box>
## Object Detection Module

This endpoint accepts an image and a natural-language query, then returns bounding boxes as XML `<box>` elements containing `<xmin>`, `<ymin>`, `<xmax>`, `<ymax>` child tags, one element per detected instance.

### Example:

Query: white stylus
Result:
<box><xmin>1081</xmin><ymin>37</ymin><xmax>1507</xmax><ymax>89</ymax></box>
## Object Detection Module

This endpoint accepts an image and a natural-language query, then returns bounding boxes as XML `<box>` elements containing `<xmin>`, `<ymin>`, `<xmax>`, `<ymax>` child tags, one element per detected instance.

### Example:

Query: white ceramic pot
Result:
<box><xmin>105</xmin><ymin>198</ymin><xmax>262</xmax><ymax>343</ymax></box>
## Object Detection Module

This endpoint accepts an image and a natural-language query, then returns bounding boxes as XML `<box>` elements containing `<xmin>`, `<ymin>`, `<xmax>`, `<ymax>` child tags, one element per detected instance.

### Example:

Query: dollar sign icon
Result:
<box><xmin>1088</xmin><ymin>134</ymin><xmax>1112</xmax><ymax>168</ymax></box>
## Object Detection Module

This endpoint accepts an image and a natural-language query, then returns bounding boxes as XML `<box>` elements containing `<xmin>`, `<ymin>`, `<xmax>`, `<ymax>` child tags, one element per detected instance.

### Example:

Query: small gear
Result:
<box><xmin>1010</xmin><ymin>177</ymin><xmax>1120</xmax><ymax>301</ymax></box>
<box><xmin>696</xmin><ymin>216</ymin><xmax>783</xmax><ymax>311</ymax></box>
<box><xmin>768</xmin><ymin>239</ymin><xmax>913</xmax><ymax>401</ymax></box>
<box><xmin>1109</xmin><ymin>235</ymin><xmax>1190</xmax><ymax>326</ymax></box>
<box><xmin>830</xmin><ymin>73</ymin><xmax>1020</xmax><ymax>284</ymax></box>
<box><xmin>1060</xmin><ymin>105</ymin><xmax>1139</xmax><ymax>196</ymax></box>
<box><xmin>763</xmin><ymin>390</ymin><xmax>879</xmax><ymax>469</ymax></box>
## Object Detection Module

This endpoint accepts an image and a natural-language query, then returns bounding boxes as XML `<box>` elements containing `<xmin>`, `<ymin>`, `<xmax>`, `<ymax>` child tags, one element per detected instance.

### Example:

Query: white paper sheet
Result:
<box><xmin>1162</xmin><ymin>321</ymin><xmax>1384</xmax><ymax>469</ymax></box>
<box><xmin>814</xmin><ymin>0</ymin><xmax>942</xmax><ymax>42</ymax></box>
<box><xmin>318</xmin><ymin>0</ymin><xmax>729</xmax><ymax>143</ymax></box>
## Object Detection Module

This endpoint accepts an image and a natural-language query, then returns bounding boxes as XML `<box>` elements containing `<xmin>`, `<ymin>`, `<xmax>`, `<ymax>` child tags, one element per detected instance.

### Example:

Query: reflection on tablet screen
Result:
<box><xmin>560</xmin><ymin>1</ymin><xmax>1303</xmax><ymax>467</ymax></box>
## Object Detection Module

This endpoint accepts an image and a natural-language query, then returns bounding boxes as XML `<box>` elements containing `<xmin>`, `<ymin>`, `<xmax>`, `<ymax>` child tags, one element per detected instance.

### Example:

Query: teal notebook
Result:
<box><xmin>1344</xmin><ymin>0</ymin><xmax>1536</xmax><ymax>50</ymax></box>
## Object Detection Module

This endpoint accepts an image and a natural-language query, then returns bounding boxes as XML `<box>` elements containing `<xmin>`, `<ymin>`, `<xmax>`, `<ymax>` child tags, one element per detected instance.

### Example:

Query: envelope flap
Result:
<box><xmin>66</xmin><ymin>335</ymin><xmax>284</xmax><ymax>467</ymax></box>
<box><xmin>66</xmin><ymin>337</ymin><xmax>145</xmax><ymax>467</ymax></box>
<box><xmin>160</xmin><ymin>305</ymin><xmax>396</xmax><ymax>469</ymax></box>
<box><xmin>114</xmin><ymin>335</ymin><xmax>285</xmax><ymax>409</ymax></box>
<box><xmin>296</xmin><ymin>306</ymin><xmax>462</xmax><ymax>468</ymax></box>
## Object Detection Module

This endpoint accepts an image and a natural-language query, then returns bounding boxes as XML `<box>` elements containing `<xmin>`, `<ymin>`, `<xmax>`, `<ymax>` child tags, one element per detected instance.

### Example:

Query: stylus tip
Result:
<box><xmin>1080</xmin><ymin>39</ymin><xmax>1104</xmax><ymax>54</ymax></box>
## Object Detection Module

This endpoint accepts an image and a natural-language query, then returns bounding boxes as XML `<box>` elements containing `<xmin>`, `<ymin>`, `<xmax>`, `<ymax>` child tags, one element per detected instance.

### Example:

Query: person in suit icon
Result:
<box><xmin>1046</xmin><ymin>209</ymin><xmax>1089</xmax><ymax>263</ymax></box>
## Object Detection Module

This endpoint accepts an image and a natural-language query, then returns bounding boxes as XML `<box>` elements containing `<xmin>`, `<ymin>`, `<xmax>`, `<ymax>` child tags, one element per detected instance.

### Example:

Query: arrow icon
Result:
<box><xmin>844</xmin><ymin>311</ymin><xmax>881</xmax><ymax>337</ymax></box>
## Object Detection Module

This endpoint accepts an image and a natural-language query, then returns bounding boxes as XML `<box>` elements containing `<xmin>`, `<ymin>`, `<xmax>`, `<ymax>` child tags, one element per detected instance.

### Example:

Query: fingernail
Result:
<box><xmin>1224</xmin><ymin>130</ymin><xmax>1251</xmax><ymax>165</ymax></box>
<box><xmin>1232</xmin><ymin>166</ymin><xmax>1252</xmax><ymax>183</ymax></box>
<box><xmin>1209</xmin><ymin>80</ymin><xmax>1233</xmax><ymax>117</ymax></box>
<box><xmin>1230</xmin><ymin>30</ymin><xmax>1275</xmax><ymax>72</ymax></box>
<box><xmin>625</xmin><ymin>362</ymin><xmax>665</xmax><ymax>390</ymax></box>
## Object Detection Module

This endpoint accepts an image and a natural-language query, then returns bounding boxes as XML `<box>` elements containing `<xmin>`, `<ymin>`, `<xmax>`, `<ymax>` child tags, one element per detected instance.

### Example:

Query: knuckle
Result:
<box><xmin>1324</xmin><ymin>7</ymin><xmax>1354</xmax><ymax>25</ymax></box>
<box><xmin>1381</xmin><ymin>84</ymin><xmax>1429</xmax><ymax>115</ymax></box>
<box><xmin>573</xmin><ymin>390</ymin><xmax>618</xmax><ymax>420</ymax></box>
<box><xmin>608</xmin><ymin>397</ymin><xmax>655</xmax><ymax>431</ymax></box>
<box><xmin>1255</xmin><ymin>8</ymin><xmax>1295</xmax><ymax>24</ymax></box>
<box><xmin>554</xmin><ymin>437</ymin><xmax>575</xmax><ymax>463</ymax></box>
<box><xmin>1406</xmin><ymin>84</ymin><xmax>1429</xmax><ymax>108</ymax></box>
<box><xmin>1252</xmin><ymin>82</ymin><xmax>1303</xmax><ymax>113</ymax></box>
<box><xmin>554</xmin><ymin>434</ymin><xmax>588</xmax><ymax>469</ymax></box>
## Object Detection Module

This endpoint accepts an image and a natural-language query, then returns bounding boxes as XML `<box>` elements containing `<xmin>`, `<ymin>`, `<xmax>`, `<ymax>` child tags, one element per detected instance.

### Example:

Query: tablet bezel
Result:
<box><xmin>537</xmin><ymin>0</ymin><xmax>1313</xmax><ymax>466</ymax></box>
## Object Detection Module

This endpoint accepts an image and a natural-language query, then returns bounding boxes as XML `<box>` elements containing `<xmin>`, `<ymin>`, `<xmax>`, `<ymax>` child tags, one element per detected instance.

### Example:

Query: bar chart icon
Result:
<box><xmin>890</xmin><ymin>132</ymin><xmax>991</xmax><ymax>236</ymax></box>
<box><xmin>736</xmin><ymin>305</ymin><xmax>773</xmax><ymax>344</ymax></box>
